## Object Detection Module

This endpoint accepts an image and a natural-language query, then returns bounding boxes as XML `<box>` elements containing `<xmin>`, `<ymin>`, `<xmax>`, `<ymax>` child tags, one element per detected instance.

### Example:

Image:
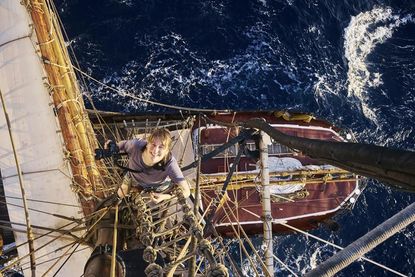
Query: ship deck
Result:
<box><xmin>195</xmin><ymin>114</ymin><xmax>359</xmax><ymax>236</ymax></box>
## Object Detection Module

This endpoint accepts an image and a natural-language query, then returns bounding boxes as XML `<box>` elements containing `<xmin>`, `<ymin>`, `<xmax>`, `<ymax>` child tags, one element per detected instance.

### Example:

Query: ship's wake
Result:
<box><xmin>344</xmin><ymin>6</ymin><xmax>414</xmax><ymax>125</ymax></box>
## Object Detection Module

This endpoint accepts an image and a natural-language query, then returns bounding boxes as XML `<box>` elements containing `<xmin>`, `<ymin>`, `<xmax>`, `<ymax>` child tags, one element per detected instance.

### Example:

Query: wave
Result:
<box><xmin>344</xmin><ymin>6</ymin><xmax>414</xmax><ymax>123</ymax></box>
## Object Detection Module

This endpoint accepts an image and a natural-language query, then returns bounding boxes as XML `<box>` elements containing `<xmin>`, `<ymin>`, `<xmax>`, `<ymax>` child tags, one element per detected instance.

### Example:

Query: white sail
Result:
<box><xmin>0</xmin><ymin>1</ymin><xmax>91</xmax><ymax>275</ymax></box>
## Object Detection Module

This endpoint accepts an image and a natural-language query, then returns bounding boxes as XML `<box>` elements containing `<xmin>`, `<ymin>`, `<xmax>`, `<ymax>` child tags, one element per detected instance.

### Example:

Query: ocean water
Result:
<box><xmin>56</xmin><ymin>0</ymin><xmax>415</xmax><ymax>276</ymax></box>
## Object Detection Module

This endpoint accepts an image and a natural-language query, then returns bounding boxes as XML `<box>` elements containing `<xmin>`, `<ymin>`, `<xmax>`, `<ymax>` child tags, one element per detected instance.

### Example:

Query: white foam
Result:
<box><xmin>258</xmin><ymin>0</ymin><xmax>267</xmax><ymax>7</ymax></box>
<box><xmin>309</xmin><ymin>247</ymin><xmax>321</xmax><ymax>269</ymax></box>
<box><xmin>344</xmin><ymin>7</ymin><xmax>414</xmax><ymax>122</ymax></box>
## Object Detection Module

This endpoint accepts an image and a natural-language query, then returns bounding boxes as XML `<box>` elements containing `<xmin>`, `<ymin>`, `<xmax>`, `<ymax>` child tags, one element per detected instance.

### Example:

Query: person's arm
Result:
<box><xmin>150</xmin><ymin>180</ymin><xmax>190</xmax><ymax>204</ymax></box>
<box><xmin>176</xmin><ymin>180</ymin><xmax>190</xmax><ymax>198</ymax></box>
<box><xmin>167</xmin><ymin>157</ymin><xmax>191</xmax><ymax>198</ymax></box>
<box><xmin>113</xmin><ymin>139</ymin><xmax>143</xmax><ymax>198</ymax></box>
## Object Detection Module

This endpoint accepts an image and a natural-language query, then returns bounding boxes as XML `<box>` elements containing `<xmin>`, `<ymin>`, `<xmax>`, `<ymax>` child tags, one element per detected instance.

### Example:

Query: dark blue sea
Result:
<box><xmin>56</xmin><ymin>0</ymin><xmax>415</xmax><ymax>276</ymax></box>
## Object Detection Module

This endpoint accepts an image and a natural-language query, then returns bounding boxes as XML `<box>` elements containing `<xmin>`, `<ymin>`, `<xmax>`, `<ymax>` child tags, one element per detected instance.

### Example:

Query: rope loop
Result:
<box><xmin>206</xmin><ymin>264</ymin><xmax>229</xmax><ymax>277</ymax></box>
<box><xmin>197</xmin><ymin>239</ymin><xmax>214</xmax><ymax>256</ymax></box>
<box><xmin>181</xmin><ymin>203</ymin><xmax>191</xmax><ymax>213</ymax></box>
<box><xmin>191</xmin><ymin>225</ymin><xmax>203</xmax><ymax>238</ymax></box>
<box><xmin>143</xmin><ymin>246</ymin><xmax>157</xmax><ymax>263</ymax></box>
<box><xmin>183</xmin><ymin>213</ymin><xmax>196</xmax><ymax>226</ymax></box>
<box><xmin>145</xmin><ymin>263</ymin><xmax>163</xmax><ymax>277</ymax></box>
<box><xmin>132</xmin><ymin>193</ymin><xmax>145</xmax><ymax>204</ymax></box>
<box><xmin>140</xmin><ymin>232</ymin><xmax>154</xmax><ymax>247</ymax></box>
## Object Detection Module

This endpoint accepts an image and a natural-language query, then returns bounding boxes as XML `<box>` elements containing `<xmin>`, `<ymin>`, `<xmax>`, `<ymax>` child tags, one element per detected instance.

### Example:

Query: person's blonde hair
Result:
<box><xmin>148</xmin><ymin>128</ymin><xmax>172</xmax><ymax>163</ymax></box>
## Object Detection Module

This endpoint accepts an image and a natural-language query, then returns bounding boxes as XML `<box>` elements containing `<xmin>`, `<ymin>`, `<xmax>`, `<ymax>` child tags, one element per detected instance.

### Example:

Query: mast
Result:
<box><xmin>25</xmin><ymin>0</ymin><xmax>105</xmax><ymax>215</ymax></box>
<box><xmin>259</xmin><ymin>130</ymin><xmax>274</xmax><ymax>276</ymax></box>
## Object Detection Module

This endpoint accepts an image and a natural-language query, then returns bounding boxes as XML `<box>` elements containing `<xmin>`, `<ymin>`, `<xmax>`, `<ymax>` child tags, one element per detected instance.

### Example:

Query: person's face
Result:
<box><xmin>146</xmin><ymin>138</ymin><xmax>169</xmax><ymax>164</ymax></box>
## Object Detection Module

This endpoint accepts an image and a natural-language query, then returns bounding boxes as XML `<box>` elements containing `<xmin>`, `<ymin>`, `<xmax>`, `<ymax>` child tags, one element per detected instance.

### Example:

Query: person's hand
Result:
<box><xmin>104</xmin><ymin>140</ymin><xmax>114</xmax><ymax>149</ymax></box>
<box><xmin>111</xmin><ymin>193</ymin><xmax>123</xmax><ymax>206</ymax></box>
<box><xmin>150</xmin><ymin>192</ymin><xmax>171</xmax><ymax>204</ymax></box>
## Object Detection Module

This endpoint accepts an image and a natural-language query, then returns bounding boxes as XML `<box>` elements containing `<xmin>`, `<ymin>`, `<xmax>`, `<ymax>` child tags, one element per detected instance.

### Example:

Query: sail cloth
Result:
<box><xmin>243</xmin><ymin>119</ymin><xmax>415</xmax><ymax>192</ymax></box>
<box><xmin>0</xmin><ymin>1</ymin><xmax>91</xmax><ymax>276</ymax></box>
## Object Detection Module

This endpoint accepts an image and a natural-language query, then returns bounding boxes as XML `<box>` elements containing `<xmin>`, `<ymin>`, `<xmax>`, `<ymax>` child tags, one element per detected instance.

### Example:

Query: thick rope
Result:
<box><xmin>206</xmin><ymin>264</ymin><xmax>229</xmax><ymax>277</ymax></box>
<box><xmin>245</xmin><ymin>206</ymin><xmax>407</xmax><ymax>277</ymax></box>
<box><xmin>305</xmin><ymin>202</ymin><xmax>415</xmax><ymax>277</ymax></box>
<box><xmin>144</xmin><ymin>263</ymin><xmax>163</xmax><ymax>277</ymax></box>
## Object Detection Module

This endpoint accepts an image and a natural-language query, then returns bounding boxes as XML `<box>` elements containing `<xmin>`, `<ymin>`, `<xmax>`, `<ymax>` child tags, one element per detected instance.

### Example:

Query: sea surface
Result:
<box><xmin>56</xmin><ymin>0</ymin><xmax>415</xmax><ymax>276</ymax></box>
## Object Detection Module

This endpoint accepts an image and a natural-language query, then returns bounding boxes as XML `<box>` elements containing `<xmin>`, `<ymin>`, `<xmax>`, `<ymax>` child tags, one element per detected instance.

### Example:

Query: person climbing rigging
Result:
<box><xmin>105</xmin><ymin>128</ymin><xmax>191</xmax><ymax>204</ymax></box>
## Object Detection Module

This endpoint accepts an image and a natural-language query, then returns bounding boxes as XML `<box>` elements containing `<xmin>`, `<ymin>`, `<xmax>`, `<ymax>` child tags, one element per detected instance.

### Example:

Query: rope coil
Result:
<box><xmin>197</xmin><ymin>239</ymin><xmax>214</xmax><ymax>256</ymax></box>
<box><xmin>143</xmin><ymin>246</ymin><xmax>157</xmax><ymax>264</ymax></box>
<box><xmin>206</xmin><ymin>264</ymin><xmax>229</xmax><ymax>277</ymax></box>
<box><xmin>145</xmin><ymin>263</ymin><xmax>163</xmax><ymax>277</ymax></box>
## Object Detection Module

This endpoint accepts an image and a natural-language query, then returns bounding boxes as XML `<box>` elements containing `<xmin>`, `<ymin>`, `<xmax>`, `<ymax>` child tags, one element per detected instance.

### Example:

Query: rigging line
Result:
<box><xmin>230</xmin><ymin>112</ymin><xmax>243</xmax><ymax>261</ymax></box>
<box><xmin>28</xmin><ymin>248</ymin><xmax>91</xmax><ymax>274</ymax></box>
<box><xmin>21</xmin><ymin>246</ymin><xmax>90</xmax><ymax>270</ymax></box>
<box><xmin>195</xmin><ymin>256</ymin><xmax>205</xmax><ymax>275</ymax></box>
<box><xmin>165</xmin><ymin>248</ymin><xmax>198</xmax><ymax>269</ymax></box>
<box><xmin>236</xmin><ymin>208</ymin><xmax>298</xmax><ymax>277</ymax></box>
<box><xmin>51</xmin><ymin>240</ymin><xmax>82</xmax><ymax>277</ymax></box>
<box><xmin>170</xmin><ymin>117</ymin><xmax>194</xmax><ymax>166</ymax></box>
<box><xmin>182</xmin><ymin>129</ymin><xmax>255</xmax><ymax>171</ymax></box>
<box><xmin>281</xmin><ymin>223</ymin><xmax>408</xmax><ymax>277</ymax></box>
<box><xmin>170</xmin><ymin>116</ymin><xmax>193</xmax><ymax>160</ymax></box>
<box><xmin>166</xmin><ymin>236</ymin><xmax>193</xmax><ymax>277</ymax></box>
<box><xmin>0</xmin><ymin>88</ymin><xmax>36</xmax><ymax>276</ymax></box>
<box><xmin>224</xmin><ymin>112</ymin><xmax>236</xmax><ymax>182</ymax></box>
<box><xmin>189</xmin><ymin>115</ymin><xmax>202</xmax><ymax>276</ymax></box>
<box><xmin>270</xmin><ymin>252</ymin><xmax>299</xmax><ymax>277</ymax></box>
<box><xmin>42</xmin><ymin>241</ymin><xmax>79</xmax><ymax>277</ymax></box>
<box><xmin>220</xmin><ymin>199</ymin><xmax>266</xmax><ymax>277</ymax></box>
<box><xmin>199</xmin><ymin>194</ymin><xmax>214</xmax><ymax>225</ymax></box>
<box><xmin>204</xmin><ymin>144</ymin><xmax>244</xmax><ymax>232</ymax></box>
<box><xmin>2</xmin><ymin>205</ymin><xmax>110</xmax><ymax>273</ymax></box>
<box><xmin>0</xmin><ymin>218</ymin><xmax>85</xmax><ymax>274</ymax></box>
<box><xmin>41</xmin><ymin>205</ymin><xmax>113</xmax><ymax>276</ymax></box>
<box><xmin>0</xmin><ymin>34</ymin><xmax>32</xmax><ymax>48</ymax></box>
<box><xmin>0</xmin><ymin>195</ymin><xmax>79</xmax><ymax>207</ymax></box>
<box><xmin>110</xmin><ymin>203</ymin><xmax>119</xmax><ymax>277</ymax></box>
<box><xmin>244</xmin><ymin>208</ymin><xmax>408</xmax><ymax>277</ymax></box>
<box><xmin>0</xmin><ymin>220</ymin><xmax>85</xmax><ymax>241</ymax></box>
<box><xmin>305</xmin><ymin>202</ymin><xmax>415</xmax><ymax>277</ymax></box>
<box><xmin>72</xmin><ymin>65</ymin><xmax>230</xmax><ymax>113</ymax></box>
<box><xmin>0</xmin><ymin>199</ymin><xmax>79</xmax><ymax>218</ymax></box>
<box><xmin>221</xmin><ymin>197</ymin><xmax>267</xmax><ymax>272</ymax></box>
<box><xmin>209</xmin><ymin>224</ymin><xmax>245</xmax><ymax>277</ymax></box>
<box><xmin>0</xmin><ymin>220</ymin><xmax>78</xmax><ymax>255</ymax></box>
<box><xmin>171</xmin><ymin>116</ymin><xmax>193</xmax><ymax>146</ymax></box>
<box><xmin>50</xmin><ymin>0</ymin><xmax>115</xmax><ymax>140</ymax></box>
<box><xmin>19</xmin><ymin>238</ymin><xmax>82</xmax><ymax>267</ymax></box>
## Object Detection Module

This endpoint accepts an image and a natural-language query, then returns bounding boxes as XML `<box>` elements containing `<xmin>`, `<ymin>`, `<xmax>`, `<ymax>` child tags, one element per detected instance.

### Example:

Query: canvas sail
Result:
<box><xmin>0</xmin><ymin>1</ymin><xmax>91</xmax><ymax>275</ymax></box>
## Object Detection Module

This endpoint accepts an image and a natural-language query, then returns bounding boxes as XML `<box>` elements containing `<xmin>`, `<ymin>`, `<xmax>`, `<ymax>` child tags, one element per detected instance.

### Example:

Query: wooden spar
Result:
<box><xmin>189</xmin><ymin>117</ymin><xmax>202</xmax><ymax>276</ymax></box>
<box><xmin>25</xmin><ymin>0</ymin><xmax>104</xmax><ymax>215</ymax></box>
<box><xmin>50</xmin><ymin>3</ymin><xmax>102</xmax><ymax>186</ymax></box>
<box><xmin>243</xmin><ymin>118</ymin><xmax>415</xmax><ymax>192</ymax></box>
<box><xmin>259</xmin><ymin>131</ymin><xmax>273</xmax><ymax>276</ymax></box>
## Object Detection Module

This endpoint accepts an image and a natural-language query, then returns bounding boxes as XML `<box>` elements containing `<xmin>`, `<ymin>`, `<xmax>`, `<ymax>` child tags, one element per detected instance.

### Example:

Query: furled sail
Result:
<box><xmin>0</xmin><ymin>1</ymin><xmax>102</xmax><ymax>275</ymax></box>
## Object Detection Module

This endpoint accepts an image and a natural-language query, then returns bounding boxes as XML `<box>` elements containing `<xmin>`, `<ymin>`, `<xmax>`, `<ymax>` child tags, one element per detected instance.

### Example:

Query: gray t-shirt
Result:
<box><xmin>117</xmin><ymin>139</ymin><xmax>185</xmax><ymax>189</ymax></box>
